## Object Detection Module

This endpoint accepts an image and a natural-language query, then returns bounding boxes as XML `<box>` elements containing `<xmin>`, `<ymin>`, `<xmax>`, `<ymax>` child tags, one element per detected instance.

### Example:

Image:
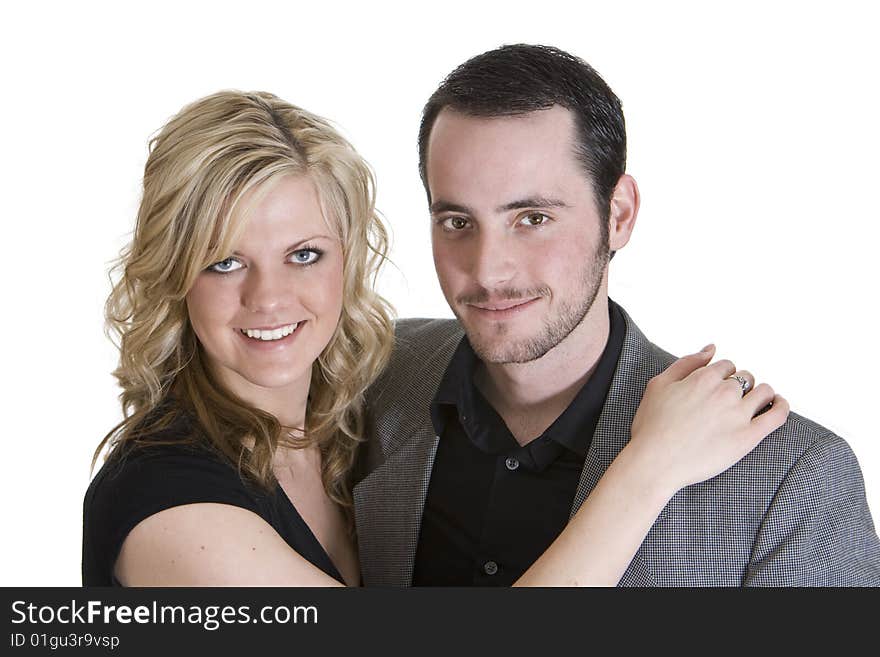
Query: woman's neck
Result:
<box><xmin>214</xmin><ymin>367</ymin><xmax>312</xmax><ymax>430</ymax></box>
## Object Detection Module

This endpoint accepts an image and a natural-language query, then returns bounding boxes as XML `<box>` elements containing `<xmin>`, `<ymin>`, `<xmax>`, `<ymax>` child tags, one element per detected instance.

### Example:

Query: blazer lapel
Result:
<box><xmin>569</xmin><ymin>310</ymin><xmax>675</xmax><ymax>587</ymax></box>
<box><xmin>353</xmin><ymin>422</ymin><xmax>438</xmax><ymax>587</ymax></box>
<box><xmin>354</xmin><ymin>321</ymin><xmax>464</xmax><ymax>586</ymax></box>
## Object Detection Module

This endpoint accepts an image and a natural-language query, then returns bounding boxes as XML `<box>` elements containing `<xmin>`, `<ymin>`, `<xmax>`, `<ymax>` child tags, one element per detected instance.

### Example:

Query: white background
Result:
<box><xmin>2</xmin><ymin>1</ymin><xmax>877</xmax><ymax>585</ymax></box>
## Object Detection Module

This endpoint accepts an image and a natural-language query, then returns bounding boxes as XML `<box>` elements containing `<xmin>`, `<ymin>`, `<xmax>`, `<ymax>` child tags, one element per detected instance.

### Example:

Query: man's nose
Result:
<box><xmin>470</xmin><ymin>231</ymin><xmax>515</xmax><ymax>289</ymax></box>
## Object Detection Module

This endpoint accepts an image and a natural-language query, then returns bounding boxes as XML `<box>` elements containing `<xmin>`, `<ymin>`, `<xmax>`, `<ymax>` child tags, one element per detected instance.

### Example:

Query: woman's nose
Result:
<box><xmin>241</xmin><ymin>266</ymin><xmax>290</xmax><ymax>315</ymax></box>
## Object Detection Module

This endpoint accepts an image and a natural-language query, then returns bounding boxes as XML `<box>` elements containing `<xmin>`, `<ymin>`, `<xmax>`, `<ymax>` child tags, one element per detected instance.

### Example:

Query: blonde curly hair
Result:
<box><xmin>96</xmin><ymin>90</ymin><xmax>394</xmax><ymax>519</ymax></box>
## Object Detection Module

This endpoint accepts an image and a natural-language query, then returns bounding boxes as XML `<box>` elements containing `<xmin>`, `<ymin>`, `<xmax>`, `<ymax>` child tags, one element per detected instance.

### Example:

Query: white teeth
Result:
<box><xmin>240</xmin><ymin>323</ymin><xmax>299</xmax><ymax>341</ymax></box>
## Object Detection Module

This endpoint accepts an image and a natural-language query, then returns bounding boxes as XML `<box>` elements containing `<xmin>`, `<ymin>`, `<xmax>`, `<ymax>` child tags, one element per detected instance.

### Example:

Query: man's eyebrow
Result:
<box><xmin>496</xmin><ymin>196</ymin><xmax>569</xmax><ymax>212</ymax></box>
<box><xmin>429</xmin><ymin>200</ymin><xmax>473</xmax><ymax>215</ymax></box>
<box><xmin>429</xmin><ymin>197</ymin><xmax>569</xmax><ymax>215</ymax></box>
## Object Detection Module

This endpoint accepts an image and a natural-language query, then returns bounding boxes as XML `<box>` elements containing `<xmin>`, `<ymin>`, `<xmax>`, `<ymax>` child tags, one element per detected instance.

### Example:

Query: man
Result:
<box><xmin>353</xmin><ymin>44</ymin><xmax>880</xmax><ymax>586</ymax></box>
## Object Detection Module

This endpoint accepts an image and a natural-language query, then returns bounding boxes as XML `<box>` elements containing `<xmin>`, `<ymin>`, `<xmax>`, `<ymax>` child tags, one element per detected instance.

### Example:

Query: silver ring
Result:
<box><xmin>731</xmin><ymin>375</ymin><xmax>750</xmax><ymax>396</ymax></box>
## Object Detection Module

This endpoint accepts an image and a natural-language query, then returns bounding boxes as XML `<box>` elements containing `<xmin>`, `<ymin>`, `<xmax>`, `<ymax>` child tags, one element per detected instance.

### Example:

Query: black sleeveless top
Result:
<box><xmin>82</xmin><ymin>415</ymin><xmax>343</xmax><ymax>585</ymax></box>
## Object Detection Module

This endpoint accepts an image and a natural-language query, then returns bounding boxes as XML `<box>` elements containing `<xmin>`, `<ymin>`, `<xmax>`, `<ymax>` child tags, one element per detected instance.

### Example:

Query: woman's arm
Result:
<box><xmin>115</xmin><ymin>503</ymin><xmax>345</xmax><ymax>586</ymax></box>
<box><xmin>514</xmin><ymin>345</ymin><xmax>789</xmax><ymax>586</ymax></box>
<box><xmin>118</xmin><ymin>347</ymin><xmax>787</xmax><ymax>588</ymax></box>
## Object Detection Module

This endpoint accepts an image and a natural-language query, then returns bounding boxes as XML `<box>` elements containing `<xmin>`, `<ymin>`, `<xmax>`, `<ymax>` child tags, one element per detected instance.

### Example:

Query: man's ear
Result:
<box><xmin>608</xmin><ymin>174</ymin><xmax>640</xmax><ymax>253</ymax></box>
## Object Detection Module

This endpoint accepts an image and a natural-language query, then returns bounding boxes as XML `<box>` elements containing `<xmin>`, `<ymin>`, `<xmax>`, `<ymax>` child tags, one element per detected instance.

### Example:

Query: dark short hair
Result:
<box><xmin>418</xmin><ymin>44</ymin><xmax>626</xmax><ymax>222</ymax></box>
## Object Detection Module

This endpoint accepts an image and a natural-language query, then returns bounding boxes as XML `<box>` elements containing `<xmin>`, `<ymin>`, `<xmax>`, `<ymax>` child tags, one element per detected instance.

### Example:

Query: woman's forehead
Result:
<box><xmin>226</xmin><ymin>175</ymin><xmax>340</xmax><ymax>251</ymax></box>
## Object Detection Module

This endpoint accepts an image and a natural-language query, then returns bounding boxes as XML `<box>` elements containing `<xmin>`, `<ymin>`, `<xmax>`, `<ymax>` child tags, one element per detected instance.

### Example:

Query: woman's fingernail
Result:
<box><xmin>701</xmin><ymin>344</ymin><xmax>714</xmax><ymax>353</ymax></box>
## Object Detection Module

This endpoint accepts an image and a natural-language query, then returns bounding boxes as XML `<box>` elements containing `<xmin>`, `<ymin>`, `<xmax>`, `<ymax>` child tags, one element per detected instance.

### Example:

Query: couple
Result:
<box><xmin>83</xmin><ymin>44</ymin><xmax>880</xmax><ymax>586</ymax></box>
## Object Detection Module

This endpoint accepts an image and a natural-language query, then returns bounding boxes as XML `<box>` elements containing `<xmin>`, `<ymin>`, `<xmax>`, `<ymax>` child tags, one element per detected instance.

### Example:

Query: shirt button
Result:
<box><xmin>505</xmin><ymin>457</ymin><xmax>520</xmax><ymax>471</ymax></box>
<box><xmin>483</xmin><ymin>561</ymin><xmax>498</xmax><ymax>576</ymax></box>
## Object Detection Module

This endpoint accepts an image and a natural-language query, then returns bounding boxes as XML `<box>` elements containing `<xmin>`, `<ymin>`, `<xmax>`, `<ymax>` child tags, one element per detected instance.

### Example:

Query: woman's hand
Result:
<box><xmin>627</xmin><ymin>345</ymin><xmax>790</xmax><ymax>495</ymax></box>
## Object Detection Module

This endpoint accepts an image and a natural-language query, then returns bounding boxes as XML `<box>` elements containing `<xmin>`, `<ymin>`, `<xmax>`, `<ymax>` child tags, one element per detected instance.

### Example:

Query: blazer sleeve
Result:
<box><xmin>744</xmin><ymin>433</ymin><xmax>880</xmax><ymax>586</ymax></box>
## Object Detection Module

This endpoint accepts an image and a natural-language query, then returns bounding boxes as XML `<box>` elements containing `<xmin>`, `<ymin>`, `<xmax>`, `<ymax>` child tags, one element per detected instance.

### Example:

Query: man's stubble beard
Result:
<box><xmin>458</xmin><ymin>231</ymin><xmax>611</xmax><ymax>365</ymax></box>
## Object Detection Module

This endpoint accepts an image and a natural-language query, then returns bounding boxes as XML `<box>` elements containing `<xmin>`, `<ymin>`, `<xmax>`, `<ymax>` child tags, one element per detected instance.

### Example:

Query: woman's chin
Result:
<box><xmin>216</xmin><ymin>362</ymin><xmax>316</xmax><ymax>399</ymax></box>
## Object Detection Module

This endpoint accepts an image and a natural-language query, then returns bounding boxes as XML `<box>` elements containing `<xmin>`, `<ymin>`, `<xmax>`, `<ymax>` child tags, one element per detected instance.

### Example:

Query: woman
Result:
<box><xmin>82</xmin><ymin>90</ymin><xmax>788</xmax><ymax>586</ymax></box>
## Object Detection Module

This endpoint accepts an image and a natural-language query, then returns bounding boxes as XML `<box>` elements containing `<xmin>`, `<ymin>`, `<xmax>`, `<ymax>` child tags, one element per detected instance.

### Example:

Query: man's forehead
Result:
<box><xmin>426</xmin><ymin>106</ymin><xmax>588</xmax><ymax>210</ymax></box>
<box><xmin>429</xmin><ymin>104</ymin><xmax>576</xmax><ymax>143</ymax></box>
<box><xmin>426</xmin><ymin>106</ymin><xmax>582</xmax><ymax>185</ymax></box>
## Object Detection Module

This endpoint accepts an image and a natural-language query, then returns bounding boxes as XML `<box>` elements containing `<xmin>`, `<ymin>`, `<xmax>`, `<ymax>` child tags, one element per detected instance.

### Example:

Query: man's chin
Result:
<box><xmin>463</xmin><ymin>328</ymin><xmax>545</xmax><ymax>365</ymax></box>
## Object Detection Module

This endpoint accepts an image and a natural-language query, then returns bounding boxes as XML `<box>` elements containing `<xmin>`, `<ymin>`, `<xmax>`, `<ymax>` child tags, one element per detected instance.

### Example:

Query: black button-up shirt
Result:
<box><xmin>412</xmin><ymin>300</ymin><xmax>626</xmax><ymax>586</ymax></box>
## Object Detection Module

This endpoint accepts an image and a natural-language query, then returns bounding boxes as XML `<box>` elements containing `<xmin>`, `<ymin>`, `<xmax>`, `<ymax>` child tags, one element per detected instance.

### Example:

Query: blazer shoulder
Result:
<box><xmin>732</xmin><ymin>409</ymin><xmax>862</xmax><ymax>498</ymax></box>
<box><xmin>772</xmin><ymin>411</ymin><xmax>850</xmax><ymax>459</ymax></box>
<box><xmin>366</xmin><ymin>317</ymin><xmax>463</xmax><ymax>404</ymax></box>
<box><xmin>388</xmin><ymin>317</ymin><xmax>463</xmax><ymax>368</ymax></box>
<box><xmin>393</xmin><ymin>317</ymin><xmax>462</xmax><ymax>345</ymax></box>
<box><xmin>774</xmin><ymin>412</ymin><xmax>868</xmax><ymax>484</ymax></box>
<box><xmin>744</xmin><ymin>411</ymin><xmax>879</xmax><ymax>585</ymax></box>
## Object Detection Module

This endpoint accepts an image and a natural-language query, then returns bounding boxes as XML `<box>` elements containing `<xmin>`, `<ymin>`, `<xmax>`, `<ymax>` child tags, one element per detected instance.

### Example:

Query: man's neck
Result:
<box><xmin>475</xmin><ymin>296</ymin><xmax>611</xmax><ymax>446</ymax></box>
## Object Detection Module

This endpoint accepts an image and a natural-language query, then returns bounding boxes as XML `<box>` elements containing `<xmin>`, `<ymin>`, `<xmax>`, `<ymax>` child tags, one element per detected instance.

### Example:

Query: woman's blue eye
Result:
<box><xmin>290</xmin><ymin>249</ymin><xmax>321</xmax><ymax>265</ymax></box>
<box><xmin>208</xmin><ymin>257</ymin><xmax>243</xmax><ymax>273</ymax></box>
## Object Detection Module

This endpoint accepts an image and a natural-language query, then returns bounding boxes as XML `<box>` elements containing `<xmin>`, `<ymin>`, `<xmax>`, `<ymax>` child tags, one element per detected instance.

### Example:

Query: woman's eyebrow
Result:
<box><xmin>283</xmin><ymin>234</ymin><xmax>335</xmax><ymax>250</ymax></box>
<box><xmin>227</xmin><ymin>234</ymin><xmax>335</xmax><ymax>256</ymax></box>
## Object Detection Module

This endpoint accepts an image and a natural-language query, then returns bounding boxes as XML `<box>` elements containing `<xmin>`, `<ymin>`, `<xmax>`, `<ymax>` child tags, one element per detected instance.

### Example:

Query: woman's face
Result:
<box><xmin>186</xmin><ymin>175</ymin><xmax>344</xmax><ymax>404</ymax></box>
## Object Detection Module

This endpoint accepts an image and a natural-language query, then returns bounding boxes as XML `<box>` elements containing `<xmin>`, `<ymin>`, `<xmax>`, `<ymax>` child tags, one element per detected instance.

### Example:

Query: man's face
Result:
<box><xmin>427</xmin><ymin>106</ymin><xmax>611</xmax><ymax>364</ymax></box>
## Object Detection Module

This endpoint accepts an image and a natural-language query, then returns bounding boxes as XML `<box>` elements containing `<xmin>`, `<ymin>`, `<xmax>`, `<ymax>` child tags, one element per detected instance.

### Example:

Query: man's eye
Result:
<box><xmin>518</xmin><ymin>212</ymin><xmax>551</xmax><ymax>227</ymax></box>
<box><xmin>289</xmin><ymin>249</ymin><xmax>322</xmax><ymax>265</ymax></box>
<box><xmin>207</xmin><ymin>257</ymin><xmax>243</xmax><ymax>273</ymax></box>
<box><xmin>441</xmin><ymin>216</ymin><xmax>470</xmax><ymax>231</ymax></box>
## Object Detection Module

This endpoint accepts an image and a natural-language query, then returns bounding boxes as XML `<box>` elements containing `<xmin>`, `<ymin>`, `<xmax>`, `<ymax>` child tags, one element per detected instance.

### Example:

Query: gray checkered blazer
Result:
<box><xmin>353</xmin><ymin>308</ymin><xmax>880</xmax><ymax>586</ymax></box>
